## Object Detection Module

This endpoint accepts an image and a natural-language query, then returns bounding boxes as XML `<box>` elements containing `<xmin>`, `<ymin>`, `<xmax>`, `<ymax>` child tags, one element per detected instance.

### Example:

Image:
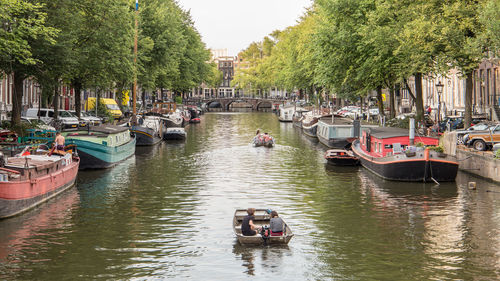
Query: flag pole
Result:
<box><xmin>133</xmin><ymin>0</ymin><xmax>138</xmax><ymax>118</ymax></box>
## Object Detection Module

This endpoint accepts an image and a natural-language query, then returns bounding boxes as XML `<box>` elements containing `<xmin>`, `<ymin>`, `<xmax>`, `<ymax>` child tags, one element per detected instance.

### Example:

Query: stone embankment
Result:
<box><xmin>441</xmin><ymin>132</ymin><xmax>500</xmax><ymax>182</ymax></box>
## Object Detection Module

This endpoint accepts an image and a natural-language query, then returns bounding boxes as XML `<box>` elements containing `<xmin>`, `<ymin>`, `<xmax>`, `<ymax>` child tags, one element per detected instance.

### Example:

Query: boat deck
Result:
<box><xmin>6</xmin><ymin>155</ymin><xmax>62</xmax><ymax>169</ymax></box>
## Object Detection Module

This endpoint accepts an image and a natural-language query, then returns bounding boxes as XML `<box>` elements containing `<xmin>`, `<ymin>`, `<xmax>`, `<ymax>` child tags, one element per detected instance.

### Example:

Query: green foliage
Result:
<box><xmin>174</xmin><ymin>95</ymin><xmax>182</xmax><ymax>104</ymax></box>
<box><xmin>496</xmin><ymin>148</ymin><xmax>500</xmax><ymax>159</ymax></box>
<box><xmin>416</xmin><ymin>142</ymin><xmax>425</xmax><ymax>148</ymax></box>
<box><xmin>428</xmin><ymin>145</ymin><xmax>444</xmax><ymax>153</ymax></box>
<box><xmin>479</xmin><ymin>0</ymin><xmax>500</xmax><ymax>53</ymax></box>
<box><xmin>95</xmin><ymin>100</ymin><xmax>115</xmax><ymax>123</ymax></box>
<box><xmin>386</xmin><ymin>116</ymin><xmax>410</xmax><ymax>129</ymax></box>
<box><xmin>205</xmin><ymin>63</ymin><xmax>223</xmax><ymax>89</ymax></box>
<box><xmin>0</xmin><ymin>0</ymin><xmax>58</xmax><ymax>67</ymax></box>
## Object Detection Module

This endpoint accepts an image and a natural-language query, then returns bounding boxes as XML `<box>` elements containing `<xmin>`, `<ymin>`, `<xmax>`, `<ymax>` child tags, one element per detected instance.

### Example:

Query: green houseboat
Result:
<box><xmin>64</xmin><ymin>125</ymin><xmax>135</xmax><ymax>170</ymax></box>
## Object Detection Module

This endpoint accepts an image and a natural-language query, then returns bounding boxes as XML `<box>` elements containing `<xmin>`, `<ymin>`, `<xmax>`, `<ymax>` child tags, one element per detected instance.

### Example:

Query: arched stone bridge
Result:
<box><xmin>185</xmin><ymin>97</ymin><xmax>287</xmax><ymax>111</ymax></box>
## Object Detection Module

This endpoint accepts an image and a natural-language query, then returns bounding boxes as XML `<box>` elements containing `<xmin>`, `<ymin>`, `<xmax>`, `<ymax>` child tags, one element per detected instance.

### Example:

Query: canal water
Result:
<box><xmin>1</xmin><ymin>112</ymin><xmax>500</xmax><ymax>280</ymax></box>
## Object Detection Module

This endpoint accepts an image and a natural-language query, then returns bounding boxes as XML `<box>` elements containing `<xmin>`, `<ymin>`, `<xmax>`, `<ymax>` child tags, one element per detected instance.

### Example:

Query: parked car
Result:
<box><xmin>456</xmin><ymin>122</ymin><xmax>495</xmax><ymax>144</ymax></box>
<box><xmin>25</xmin><ymin>108</ymin><xmax>79</xmax><ymax>131</ymax></box>
<box><xmin>21</xmin><ymin>117</ymin><xmax>56</xmax><ymax>131</ymax></box>
<box><xmin>464</xmin><ymin>124</ymin><xmax>500</xmax><ymax>151</ymax></box>
<box><xmin>69</xmin><ymin>110</ymin><xmax>102</xmax><ymax>127</ymax></box>
<box><xmin>438</xmin><ymin>116</ymin><xmax>464</xmax><ymax>132</ymax></box>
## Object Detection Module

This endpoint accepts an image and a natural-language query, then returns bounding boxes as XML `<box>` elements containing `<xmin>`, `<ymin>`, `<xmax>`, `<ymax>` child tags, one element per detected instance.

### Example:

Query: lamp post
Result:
<box><xmin>435</xmin><ymin>81</ymin><xmax>444</xmax><ymax>123</ymax></box>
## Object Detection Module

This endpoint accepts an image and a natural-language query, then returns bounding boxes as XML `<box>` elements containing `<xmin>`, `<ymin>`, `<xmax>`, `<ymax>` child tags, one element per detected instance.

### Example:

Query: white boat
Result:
<box><xmin>278</xmin><ymin>105</ymin><xmax>297</xmax><ymax>122</ymax></box>
<box><xmin>163</xmin><ymin>127</ymin><xmax>186</xmax><ymax>140</ymax></box>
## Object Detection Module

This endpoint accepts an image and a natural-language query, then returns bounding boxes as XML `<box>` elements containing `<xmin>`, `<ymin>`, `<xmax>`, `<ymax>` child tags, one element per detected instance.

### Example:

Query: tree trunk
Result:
<box><xmin>395</xmin><ymin>83</ymin><xmax>401</xmax><ymax>116</ymax></box>
<box><xmin>12</xmin><ymin>71</ymin><xmax>25</xmax><ymax>126</ymax></box>
<box><xmin>376</xmin><ymin>86</ymin><xmax>385</xmax><ymax>117</ymax></box>
<box><xmin>464</xmin><ymin>71</ymin><xmax>473</xmax><ymax>128</ymax></box>
<box><xmin>389</xmin><ymin>85</ymin><xmax>396</xmax><ymax>119</ymax></box>
<box><xmin>72</xmin><ymin>79</ymin><xmax>82</xmax><ymax>118</ymax></box>
<box><xmin>53</xmin><ymin>82</ymin><xmax>59</xmax><ymax>120</ymax></box>
<box><xmin>414</xmin><ymin>73</ymin><xmax>425</xmax><ymax>122</ymax></box>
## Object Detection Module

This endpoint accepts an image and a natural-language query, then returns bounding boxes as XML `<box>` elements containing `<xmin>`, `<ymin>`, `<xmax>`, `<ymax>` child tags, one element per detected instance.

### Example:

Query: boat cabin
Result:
<box><xmin>152</xmin><ymin>102</ymin><xmax>176</xmax><ymax>114</ymax></box>
<box><xmin>360</xmin><ymin>127</ymin><xmax>439</xmax><ymax>157</ymax></box>
<box><xmin>279</xmin><ymin>105</ymin><xmax>296</xmax><ymax>121</ymax></box>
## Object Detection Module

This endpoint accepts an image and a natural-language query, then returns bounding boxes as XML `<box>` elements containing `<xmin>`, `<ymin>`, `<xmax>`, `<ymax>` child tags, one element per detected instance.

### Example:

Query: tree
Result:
<box><xmin>0</xmin><ymin>0</ymin><xmax>57</xmax><ymax>125</ymax></box>
<box><xmin>480</xmin><ymin>0</ymin><xmax>500</xmax><ymax>52</ymax></box>
<box><xmin>68</xmin><ymin>0</ymin><xmax>134</xmax><ymax>118</ymax></box>
<box><xmin>440</xmin><ymin>0</ymin><xmax>485</xmax><ymax>128</ymax></box>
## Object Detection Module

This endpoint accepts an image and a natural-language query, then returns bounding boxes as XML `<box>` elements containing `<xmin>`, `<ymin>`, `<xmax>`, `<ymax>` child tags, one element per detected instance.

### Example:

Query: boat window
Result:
<box><xmin>392</xmin><ymin>143</ymin><xmax>402</xmax><ymax>154</ymax></box>
<box><xmin>336</xmin><ymin>127</ymin><xmax>352</xmax><ymax>138</ymax></box>
<box><xmin>378</xmin><ymin>143</ymin><xmax>382</xmax><ymax>153</ymax></box>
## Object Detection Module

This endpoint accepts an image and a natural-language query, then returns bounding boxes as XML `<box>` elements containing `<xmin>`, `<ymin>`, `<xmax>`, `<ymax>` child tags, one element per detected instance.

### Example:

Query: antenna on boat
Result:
<box><xmin>409</xmin><ymin>118</ymin><xmax>415</xmax><ymax>145</ymax></box>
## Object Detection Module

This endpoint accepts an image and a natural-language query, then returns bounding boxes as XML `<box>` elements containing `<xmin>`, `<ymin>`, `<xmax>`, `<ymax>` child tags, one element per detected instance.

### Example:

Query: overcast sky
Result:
<box><xmin>176</xmin><ymin>0</ymin><xmax>312</xmax><ymax>56</ymax></box>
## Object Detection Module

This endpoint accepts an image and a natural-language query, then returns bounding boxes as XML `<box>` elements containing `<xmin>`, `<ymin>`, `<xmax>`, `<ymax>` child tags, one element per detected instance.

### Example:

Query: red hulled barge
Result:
<box><xmin>352</xmin><ymin>127</ymin><xmax>458</xmax><ymax>182</ymax></box>
<box><xmin>0</xmin><ymin>149</ymin><xmax>80</xmax><ymax>219</ymax></box>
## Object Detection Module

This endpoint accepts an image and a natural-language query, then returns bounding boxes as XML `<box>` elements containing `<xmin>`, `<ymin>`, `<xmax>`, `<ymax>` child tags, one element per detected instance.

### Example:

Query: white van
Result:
<box><xmin>25</xmin><ymin>108</ymin><xmax>79</xmax><ymax>131</ymax></box>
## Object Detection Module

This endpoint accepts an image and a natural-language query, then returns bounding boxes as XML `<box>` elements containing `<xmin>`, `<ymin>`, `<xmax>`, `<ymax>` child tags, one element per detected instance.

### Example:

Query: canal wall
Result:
<box><xmin>457</xmin><ymin>148</ymin><xmax>500</xmax><ymax>183</ymax></box>
<box><xmin>440</xmin><ymin>132</ymin><xmax>500</xmax><ymax>183</ymax></box>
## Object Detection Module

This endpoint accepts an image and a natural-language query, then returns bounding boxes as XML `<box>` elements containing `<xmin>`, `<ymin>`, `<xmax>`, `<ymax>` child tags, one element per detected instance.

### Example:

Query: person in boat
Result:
<box><xmin>241</xmin><ymin>208</ymin><xmax>261</xmax><ymax>236</ymax></box>
<box><xmin>269</xmin><ymin>210</ymin><xmax>285</xmax><ymax>236</ymax></box>
<box><xmin>263</xmin><ymin>133</ymin><xmax>270</xmax><ymax>142</ymax></box>
<box><xmin>255</xmin><ymin>130</ymin><xmax>263</xmax><ymax>143</ymax></box>
<box><xmin>54</xmin><ymin>132</ymin><xmax>65</xmax><ymax>152</ymax></box>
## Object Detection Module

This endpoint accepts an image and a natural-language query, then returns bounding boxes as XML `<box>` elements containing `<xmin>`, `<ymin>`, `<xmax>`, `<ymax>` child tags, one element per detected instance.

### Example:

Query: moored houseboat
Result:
<box><xmin>64</xmin><ymin>125</ymin><xmax>136</xmax><ymax>170</ymax></box>
<box><xmin>292</xmin><ymin>108</ymin><xmax>310</xmax><ymax>128</ymax></box>
<box><xmin>0</xmin><ymin>150</ymin><xmax>80</xmax><ymax>219</ymax></box>
<box><xmin>131</xmin><ymin>115</ymin><xmax>164</xmax><ymax>146</ymax></box>
<box><xmin>278</xmin><ymin>105</ymin><xmax>298</xmax><ymax>122</ymax></box>
<box><xmin>351</xmin><ymin>126</ymin><xmax>459</xmax><ymax>182</ymax></box>
<box><xmin>317</xmin><ymin>116</ymin><xmax>377</xmax><ymax>149</ymax></box>
<box><xmin>301</xmin><ymin>113</ymin><xmax>321</xmax><ymax>138</ymax></box>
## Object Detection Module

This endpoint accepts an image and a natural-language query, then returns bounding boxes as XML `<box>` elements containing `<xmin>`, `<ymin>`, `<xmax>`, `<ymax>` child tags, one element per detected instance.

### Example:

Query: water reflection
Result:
<box><xmin>0</xmin><ymin>187</ymin><xmax>80</xmax><ymax>279</ymax></box>
<box><xmin>232</xmin><ymin>243</ymin><xmax>291</xmax><ymax>277</ymax></box>
<box><xmin>0</xmin><ymin>112</ymin><xmax>500</xmax><ymax>280</ymax></box>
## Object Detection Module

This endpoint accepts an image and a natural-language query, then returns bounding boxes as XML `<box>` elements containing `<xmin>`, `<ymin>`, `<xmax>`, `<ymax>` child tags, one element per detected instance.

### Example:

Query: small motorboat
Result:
<box><xmin>253</xmin><ymin>134</ymin><xmax>274</xmax><ymax>147</ymax></box>
<box><xmin>233</xmin><ymin>209</ymin><xmax>293</xmax><ymax>245</ymax></box>
<box><xmin>163</xmin><ymin>127</ymin><xmax>186</xmax><ymax>141</ymax></box>
<box><xmin>325</xmin><ymin>149</ymin><xmax>360</xmax><ymax>166</ymax></box>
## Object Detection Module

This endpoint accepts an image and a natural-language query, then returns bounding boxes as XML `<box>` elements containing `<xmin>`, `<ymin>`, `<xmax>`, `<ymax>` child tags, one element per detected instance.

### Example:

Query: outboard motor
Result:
<box><xmin>261</xmin><ymin>225</ymin><xmax>271</xmax><ymax>245</ymax></box>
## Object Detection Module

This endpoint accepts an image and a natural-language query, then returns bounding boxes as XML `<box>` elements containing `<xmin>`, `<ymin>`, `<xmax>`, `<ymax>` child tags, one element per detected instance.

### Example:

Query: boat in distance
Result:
<box><xmin>163</xmin><ymin>127</ymin><xmax>186</xmax><ymax>140</ymax></box>
<box><xmin>253</xmin><ymin>134</ymin><xmax>274</xmax><ymax>147</ymax></box>
<box><xmin>233</xmin><ymin>209</ymin><xmax>293</xmax><ymax>245</ymax></box>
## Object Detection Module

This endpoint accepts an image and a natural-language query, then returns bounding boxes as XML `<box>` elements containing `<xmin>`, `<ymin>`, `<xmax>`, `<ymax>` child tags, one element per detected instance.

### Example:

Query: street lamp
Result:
<box><xmin>435</xmin><ymin>81</ymin><xmax>444</xmax><ymax>123</ymax></box>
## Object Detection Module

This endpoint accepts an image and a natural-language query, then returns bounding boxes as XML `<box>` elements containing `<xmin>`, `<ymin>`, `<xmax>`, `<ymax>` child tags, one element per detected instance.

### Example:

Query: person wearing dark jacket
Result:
<box><xmin>241</xmin><ymin>208</ymin><xmax>260</xmax><ymax>236</ymax></box>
